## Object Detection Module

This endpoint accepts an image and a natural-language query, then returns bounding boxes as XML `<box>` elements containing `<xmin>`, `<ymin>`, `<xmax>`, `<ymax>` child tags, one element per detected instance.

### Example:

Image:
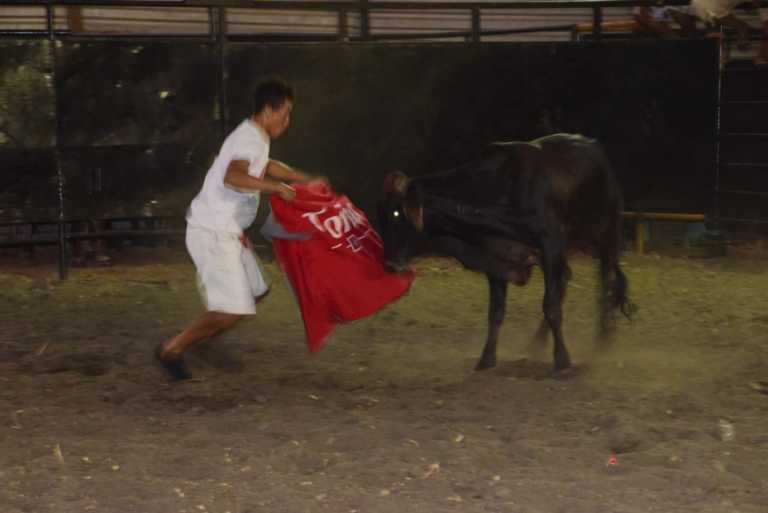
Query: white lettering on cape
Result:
<box><xmin>302</xmin><ymin>202</ymin><xmax>367</xmax><ymax>239</ymax></box>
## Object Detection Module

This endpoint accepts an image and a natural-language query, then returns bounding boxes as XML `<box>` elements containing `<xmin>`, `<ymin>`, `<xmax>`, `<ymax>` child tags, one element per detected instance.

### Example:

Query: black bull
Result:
<box><xmin>379</xmin><ymin>133</ymin><xmax>633</xmax><ymax>372</ymax></box>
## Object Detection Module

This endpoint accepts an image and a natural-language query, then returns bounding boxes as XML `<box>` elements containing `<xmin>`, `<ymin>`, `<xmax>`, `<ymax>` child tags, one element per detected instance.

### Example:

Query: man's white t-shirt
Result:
<box><xmin>187</xmin><ymin>119</ymin><xmax>270</xmax><ymax>234</ymax></box>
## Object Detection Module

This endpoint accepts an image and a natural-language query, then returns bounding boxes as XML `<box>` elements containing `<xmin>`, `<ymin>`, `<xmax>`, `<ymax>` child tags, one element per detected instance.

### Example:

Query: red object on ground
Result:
<box><xmin>268</xmin><ymin>181</ymin><xmax>414</xmax><ymax>352</ymax></box>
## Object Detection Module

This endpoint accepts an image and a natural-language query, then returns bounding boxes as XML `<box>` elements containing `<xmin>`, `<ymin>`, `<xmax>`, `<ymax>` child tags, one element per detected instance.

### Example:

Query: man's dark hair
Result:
<box><xmin>252</xmin><ymin>77</ymin><xmax>294</xmax><ymax>115</ymax></box>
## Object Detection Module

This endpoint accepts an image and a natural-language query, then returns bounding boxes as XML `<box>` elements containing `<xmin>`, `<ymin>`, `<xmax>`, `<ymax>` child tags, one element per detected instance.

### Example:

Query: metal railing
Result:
<box><xmin>0</xmin><ymin>0</ymin><xmax>704</xmax><ymax>43</ymax></box>
<box><xmin>2</xmin><ymin>0</ymin><xmax>767</xmax><ymax>275</ymax></box>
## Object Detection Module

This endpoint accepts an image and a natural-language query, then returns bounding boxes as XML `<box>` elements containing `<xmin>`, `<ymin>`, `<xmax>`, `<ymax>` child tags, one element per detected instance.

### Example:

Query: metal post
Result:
<box><xmin>359</xmin><ymin>0</ymin><xmax>370</xmax><ymax>41</ymax></box>
<box><xmin>47</xmin><ymin>2</ymin><xmax>68</xmax><ymax>280</ymax></box>
<box><xmin>470</xmin><ymin>7</ymin><xmax>480</xmax><ymax>43</ymax></box>
<box><xmin>338</xmin><ymin>8</ymin><xmax>348</xmax><ymax>42</ymax></box>
<box><xmin>208</xmin><ymin>5</ymin><xmax>216</xmax><ymax>42</ymax></box>
<box><xmin>714</xmin><ymin>31</ymin><xmax>723</xmax><ymax>223</ymax></box>
<box><xmin>215</xmin><ymin>7</ymin><xmax>228</xmax><ymax>140</ymax></box>
<box><xmin>592</xmin><ymin>6</ymin><xmax>602</xmax><ymax>40</ymax></box>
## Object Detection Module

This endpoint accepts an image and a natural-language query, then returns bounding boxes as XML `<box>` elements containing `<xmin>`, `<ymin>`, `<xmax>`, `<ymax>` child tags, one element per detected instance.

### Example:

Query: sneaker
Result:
<box><xmin>154</xmin><ymin>344</ymin><xmax>192</xmax><ymax>381</ymax></box>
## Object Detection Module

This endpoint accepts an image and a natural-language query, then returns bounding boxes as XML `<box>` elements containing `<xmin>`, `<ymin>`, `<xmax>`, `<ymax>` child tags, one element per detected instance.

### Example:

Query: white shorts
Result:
<box><xmin>186</xmin><ymin>224</ymin><xmax>269</xmax><ymax>315</ymax></box>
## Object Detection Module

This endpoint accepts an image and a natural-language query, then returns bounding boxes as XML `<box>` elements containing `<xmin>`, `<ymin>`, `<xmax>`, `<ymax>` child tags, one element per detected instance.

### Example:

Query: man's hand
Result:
<box><xmin>315</xmin><ymin>174</ymin><xmax>332</xmax><ymax>188</ymax></box>
<box><xmin>277</xmin><ymin>183</ymin><xmax>296</xmax><ymax>201</ymax></box>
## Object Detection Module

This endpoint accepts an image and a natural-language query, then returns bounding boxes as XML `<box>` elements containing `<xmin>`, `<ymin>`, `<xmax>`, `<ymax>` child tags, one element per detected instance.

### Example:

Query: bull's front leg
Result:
<box><xmin>476</xmin><ymin>274</ymin><xmax>508</xmax><ymax>371</ymax></box>
<box><xmin>541</xmin><ymin>247</ymin><xmax>571</xmax><ymax>371</ymax></box>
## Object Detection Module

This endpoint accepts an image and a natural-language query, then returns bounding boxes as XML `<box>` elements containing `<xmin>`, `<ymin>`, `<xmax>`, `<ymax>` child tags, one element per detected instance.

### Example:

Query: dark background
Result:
<box><xmin>0</xmin><ymin>39</ymin><xmax>718</xmax><ymax>229</ymax></box>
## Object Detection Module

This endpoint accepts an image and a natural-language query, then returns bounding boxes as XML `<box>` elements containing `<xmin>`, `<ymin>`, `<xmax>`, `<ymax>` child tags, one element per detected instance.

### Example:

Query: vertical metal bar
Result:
<box><xmin>338</xmin><ymin>8</ymin><xmax>348</xmax><ymax>42</ymax></box>
<box><xmin>208</xmin><ymin>5</ymin><xmax>216</xmax><ymax>43</ymax></box>
<box><xmin>470</xmin><ymin>7</ymin><xmax>480</xmax><ymax>43</ymax></box>
<box><xmin>48</xmin><ymin>2</ymin><xmax>68</xmax><ymax>280</ymax></box>
<box><xmin>359</xmin><ymin>0</ymin><xmax>370</xmax><ymax>41</ymax></box>
<box><xmin>714</xmin><ymin>34</ymin><xmax>724</xmax><ymax>223</ymax></box>
<box><xmin>592</xmin><ymin>6</ymin><xmax>603</xmax><ymax>40</ymax></box>
<box><xmin>216</xmin><ymin>7</ymin><xmax>228</xmax><ymax>140</ymax></box>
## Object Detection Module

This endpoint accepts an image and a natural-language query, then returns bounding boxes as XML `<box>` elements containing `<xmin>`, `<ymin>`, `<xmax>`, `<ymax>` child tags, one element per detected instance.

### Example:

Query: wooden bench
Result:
<box><xmin>622</xmin><ymin>211</ymin><xmax>708</xmax><ymax>254</ymax></box>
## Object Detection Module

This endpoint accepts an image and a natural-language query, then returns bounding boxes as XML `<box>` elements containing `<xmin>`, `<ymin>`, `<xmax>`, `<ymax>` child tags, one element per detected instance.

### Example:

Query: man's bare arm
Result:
<box><xmin>224</xmin><ymin>160</ymin><xmax>295</xmax><ymax>200</ymax></box>
<box><xmin>264</xmin><ymin>159</ymin><xmax>313</xmax><ymax>183</ymax></box>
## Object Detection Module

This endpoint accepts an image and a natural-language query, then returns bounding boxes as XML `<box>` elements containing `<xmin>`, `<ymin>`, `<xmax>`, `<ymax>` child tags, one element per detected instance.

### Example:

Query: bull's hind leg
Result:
<box><xmin>542</xmin><ymin>247</ymin><xmax>571</xmax><ymax>371</ymax></box>
<box><xmin>476</xmin><ymin>275</ymin><xmax>508</xmax><ymax>371</ymax></box>
<box><xmin>527</xmin><ymin>264</ymin><xmax>570</xmax><ymax>358</ymax></box>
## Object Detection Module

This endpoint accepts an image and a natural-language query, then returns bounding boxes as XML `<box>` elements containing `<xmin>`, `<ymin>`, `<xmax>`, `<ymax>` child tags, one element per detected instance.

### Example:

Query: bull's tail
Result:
<box><xmin>597</xmin><ymin>148</ymin><xmax>635</xmax><ymax>325</ymax></box>
<box><xmin>598</xmin><ymin>227</ymin><xmax>635</xmax><ymax>339</ymax></box>
<box><xmin>612</xmin><ymin>263</ymin><xmax>634</xmax><ymax>320</ymax></box>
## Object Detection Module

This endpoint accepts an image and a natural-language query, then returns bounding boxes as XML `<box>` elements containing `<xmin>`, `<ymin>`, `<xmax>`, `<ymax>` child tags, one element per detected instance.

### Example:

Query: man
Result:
<box><xmin>155</xmin><ymin>77</ymin><xmax>313</xmax><ymax>380</ymax></box>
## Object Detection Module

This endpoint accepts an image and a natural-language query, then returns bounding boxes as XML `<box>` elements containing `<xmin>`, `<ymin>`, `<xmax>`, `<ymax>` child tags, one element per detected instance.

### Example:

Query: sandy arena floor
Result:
<box><xmin>1</xmin><ymin>246</ymin><xmax>767</xmax><ymax>513</ymax></box>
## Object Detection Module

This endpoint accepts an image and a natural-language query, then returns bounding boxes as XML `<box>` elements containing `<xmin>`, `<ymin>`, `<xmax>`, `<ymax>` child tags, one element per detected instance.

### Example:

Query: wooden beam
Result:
<box><xmin>622</xmin><ymin>212</ymin><xmax>707</xmax><ymax>222</ymax></box>
<box><xmin>574</xmin><ymin>20</ymin><xmax>638</xmax><ymax>34</ymax></box>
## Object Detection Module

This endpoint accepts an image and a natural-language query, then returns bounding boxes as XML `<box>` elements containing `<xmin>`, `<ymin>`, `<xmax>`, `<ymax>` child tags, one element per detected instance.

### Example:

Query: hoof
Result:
<box><xmin>553</xmin><ymin>356</ymin><xmax>571</xmax><ymax>372</ymax></box>
<box><xmin>475</xmin><ymin>356</ymin><xmax>497</xmax><ymax>371</ymax></box>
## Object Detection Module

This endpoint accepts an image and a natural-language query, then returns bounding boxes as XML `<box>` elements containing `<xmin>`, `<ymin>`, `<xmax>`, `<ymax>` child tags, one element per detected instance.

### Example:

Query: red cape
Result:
<box><xmin>268</xmin><ymin>181</ymin><xmax>414</xmax><ymax>352</ymax></box>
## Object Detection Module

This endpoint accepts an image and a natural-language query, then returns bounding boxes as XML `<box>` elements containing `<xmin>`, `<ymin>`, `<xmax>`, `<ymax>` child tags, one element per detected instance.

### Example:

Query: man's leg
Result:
<box><xmin>156</xmin><ymin>311</ymin><xmax>243</xmax><ymax>380</ymax></box>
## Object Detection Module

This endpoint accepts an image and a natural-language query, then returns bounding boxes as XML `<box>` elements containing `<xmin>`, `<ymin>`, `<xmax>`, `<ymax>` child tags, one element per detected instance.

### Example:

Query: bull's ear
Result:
<box><xmin>404</xmin><ymin>181</ymin><xmax>424</xmax><ymax>232</ymax></box>
<box><xmin>383</xmin><ymin>170</ymin><xmax>410</xmax><ymax>197</ymax></box>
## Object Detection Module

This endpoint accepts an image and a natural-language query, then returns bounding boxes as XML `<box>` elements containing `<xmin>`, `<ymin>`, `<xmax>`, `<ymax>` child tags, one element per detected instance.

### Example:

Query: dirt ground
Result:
<box><xmin>1</xmin><ymin>244</ymin><xmax>768</xmax><ymax>513</ymax></box>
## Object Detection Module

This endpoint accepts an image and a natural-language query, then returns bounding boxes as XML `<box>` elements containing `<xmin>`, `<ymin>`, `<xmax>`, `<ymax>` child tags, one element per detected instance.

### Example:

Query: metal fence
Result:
<box><xmin>1</xmin><ymin>0</ymin><xmax>704</xmax><ymax>42</ymax></box>
<box><xmin>0</xmin><ymin>0</ymin><xmax>766</xmax><ymax>276</ymax></box>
